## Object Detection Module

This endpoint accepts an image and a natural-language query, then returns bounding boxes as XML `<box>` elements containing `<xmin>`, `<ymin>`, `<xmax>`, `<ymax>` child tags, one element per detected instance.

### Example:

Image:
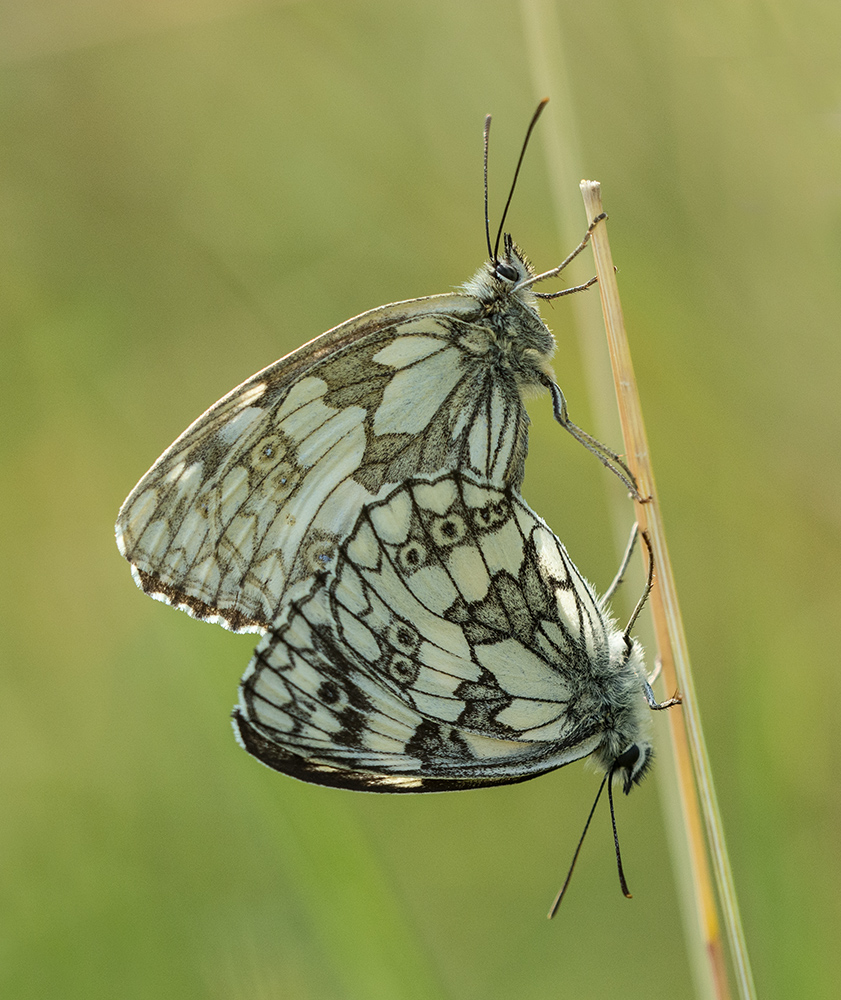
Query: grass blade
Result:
<box><xmin>580</xmin><ymin>180</ymin><xmax>757</xmax><ymax>1000</ymax></box>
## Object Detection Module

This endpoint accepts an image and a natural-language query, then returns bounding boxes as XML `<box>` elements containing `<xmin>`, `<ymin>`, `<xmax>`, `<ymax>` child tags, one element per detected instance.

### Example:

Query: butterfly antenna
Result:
<box><xmin>492</xmin><ymin>98</ymin><xmax>549</xmax><ymax>264</ymax></box>
<box><xmin>547</xmin><ymin>771</ymin><xmax>607</xmax><ymax>918</ymax></box>
<box><xmin>483</xmin><ymin>114</ymin><xmax>494</xmax><ymax>261</ymax></box>
<box><xmin>607</xmin><ymin>766</ymin><xmax>633</xmax><ymax>897</ymax></box>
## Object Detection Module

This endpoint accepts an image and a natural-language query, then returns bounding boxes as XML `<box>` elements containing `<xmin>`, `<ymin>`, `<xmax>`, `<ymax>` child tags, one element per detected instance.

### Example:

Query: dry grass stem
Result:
<box><xmin>580</xmin><ymin>181</ymin><xmax>757</xmax><ymax>1000</ymax></box>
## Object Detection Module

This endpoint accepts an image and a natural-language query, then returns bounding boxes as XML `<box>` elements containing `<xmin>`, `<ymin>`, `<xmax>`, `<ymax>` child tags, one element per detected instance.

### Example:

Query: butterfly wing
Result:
<box><xmin>233</xmin><ymin>472</ymin><xmax>619</xmax><ymax>790</ymax></box>
<box><xmin>116</xmin><ymin>288</ymin><xmax>556</xmax><ymax>632</ymax></box>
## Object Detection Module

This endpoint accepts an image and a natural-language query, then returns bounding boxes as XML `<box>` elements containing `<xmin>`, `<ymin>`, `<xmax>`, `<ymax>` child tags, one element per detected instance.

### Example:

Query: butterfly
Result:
<box><xmin>233</xmin><ymin>470</ymin><xmax>661</xmax><ymax>795</ymax></box>
<box><xmin>115</xmin><ymin>100</ymin><xmax>634</xmax><ymax>634</ymax></box>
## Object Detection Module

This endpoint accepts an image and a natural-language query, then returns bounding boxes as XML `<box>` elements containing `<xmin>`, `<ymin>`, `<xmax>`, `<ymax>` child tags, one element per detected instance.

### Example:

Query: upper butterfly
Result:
<box><xmin>116</xmin><ymin>100</ymin><xmax>632</xmax><ymax>634</ymax></box>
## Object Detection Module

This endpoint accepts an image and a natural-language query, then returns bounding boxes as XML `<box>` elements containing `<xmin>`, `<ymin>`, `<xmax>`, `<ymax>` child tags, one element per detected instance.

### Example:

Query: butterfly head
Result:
<box><xmin>489</xmin><ymin>233</ymin><xmax>535</xmax><ymax>286</ymax></box>
<box><xmin>461</xmin><ymin>235</ymin><xmax>545</xmax><ymax>318</ymax></box>
<box><xmin>610</xmin><ymin>741</ymin><xmax>654</xmax><ymax>795</ymax></box>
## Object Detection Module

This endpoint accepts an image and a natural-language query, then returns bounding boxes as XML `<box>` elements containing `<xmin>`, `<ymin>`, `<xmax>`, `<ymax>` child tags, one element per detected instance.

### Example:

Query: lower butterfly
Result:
<box><xmin>233</xmin><ymin>470</ymin><xmax>666</xmax><ymax>793</ymax></box>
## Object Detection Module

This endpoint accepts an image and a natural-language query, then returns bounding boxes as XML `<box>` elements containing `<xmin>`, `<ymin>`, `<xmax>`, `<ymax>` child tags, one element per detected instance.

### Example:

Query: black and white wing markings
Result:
<box><xmin>233</xmin><ymin>472</ymin><xmax>654</xmax><ymax>792</ymax></box>
<box><xmin>116</xmin><ymin>248</ymin><xmax>594</xmax><ymax>634</ymax></box>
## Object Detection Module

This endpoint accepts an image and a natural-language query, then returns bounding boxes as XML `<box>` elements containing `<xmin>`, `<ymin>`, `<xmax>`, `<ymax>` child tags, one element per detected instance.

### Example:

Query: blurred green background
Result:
<box><xmin>2</xmin><ymin>1</ymin><xmax>839</xmax><ymax>998</ymax></box>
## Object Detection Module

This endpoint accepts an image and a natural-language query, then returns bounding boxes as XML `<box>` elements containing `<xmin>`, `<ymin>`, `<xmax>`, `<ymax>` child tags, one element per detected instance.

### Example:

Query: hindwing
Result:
<box><xmin>233</xmin><ymin>472</ymin><xmax>649</xmax><ymax>791</ymax></box>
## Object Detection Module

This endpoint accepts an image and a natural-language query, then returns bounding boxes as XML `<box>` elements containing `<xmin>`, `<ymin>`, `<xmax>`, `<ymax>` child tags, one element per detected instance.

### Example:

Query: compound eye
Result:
<box><xmin>494</xmin><ymin>261</ymin><xmax>519</xmax><ymax>281</ymax></box>
<box><xmin>613</xmin><ymin>743</ymin><xmax>653</xmax><ymax>794</ymax></box>
<box><xmin>614</xmin><ymin>745</ymin><xmax>641</xmax><ymax>771</ymax></box>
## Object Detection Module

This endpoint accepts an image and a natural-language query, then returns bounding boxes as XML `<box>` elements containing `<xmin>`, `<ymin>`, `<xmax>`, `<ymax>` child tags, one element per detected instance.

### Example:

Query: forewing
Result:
<box><xmin>233</xmin><ymin>473</ymin><xmax>613</xmax><ymax>790</ymax></box>
<box><xmin>116</xmin><ymin>295</ymin><xmax>535</xmax><ymax>632</ymax></box>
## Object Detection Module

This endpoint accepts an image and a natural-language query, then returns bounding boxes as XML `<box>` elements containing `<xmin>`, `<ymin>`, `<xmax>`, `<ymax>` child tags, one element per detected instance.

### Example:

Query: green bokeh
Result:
<box><xmin>2</xmin><ymin>2</ymin><xmax>839</xmax><ymax>998</ymax></box>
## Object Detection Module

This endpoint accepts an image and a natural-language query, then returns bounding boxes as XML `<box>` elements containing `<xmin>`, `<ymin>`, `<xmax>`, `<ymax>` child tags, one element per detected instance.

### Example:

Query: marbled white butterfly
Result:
<box><xmin>233</xmin><ymin>471</ymin><xmax>662</xmax><ymax>794</ymax></box>
<box><xmin>116</xmin><ymin>101</ymin><xmax>633</xmax><ymax>634</ymax></box>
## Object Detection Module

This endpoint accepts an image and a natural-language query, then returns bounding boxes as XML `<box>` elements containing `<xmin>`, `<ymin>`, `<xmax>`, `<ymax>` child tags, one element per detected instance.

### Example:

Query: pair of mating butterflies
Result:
<box><xmin>116</xmin><ymin>104</ymin><xmax>670</xmax><ymax>868</ymax></box>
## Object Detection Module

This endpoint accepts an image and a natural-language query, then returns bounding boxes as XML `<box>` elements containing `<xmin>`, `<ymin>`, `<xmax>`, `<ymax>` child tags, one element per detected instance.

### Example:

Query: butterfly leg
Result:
<box><xmin>642</xmin><ymin>675</ymin><xmax>682</xmax><ymax>711</ymax></box>
<box><xmin>538</xmin><ymin>274</ymin><xmax>599</xmax><ymax>299</ymax></box>
<box><xmin>622</xmin><ymin>528</ymin><xmax>654</xmax><ymax>648</ymax></box>
<box><xmin>632</xmin><ymin>535</ymin><xmax>682</xmax><ymax>709</ymax></box>
<box><xmin>525</xmin><ymin>213</ymin><xmax>608</xmax><ymax>290</ymax></box>
<box><xmin>643</xmin><ymin>657</ymin><xmax>681</xmax><ymax>707</ymax></box>
<box><xmin>603</xmin><ymin>522</ymin><xmax>640</xmax><ymax>602</ymax></box>
<box><xmin>543</xmin><ymin>378</ymin><xmax>643</xmax><ymax>499</ymax></box>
